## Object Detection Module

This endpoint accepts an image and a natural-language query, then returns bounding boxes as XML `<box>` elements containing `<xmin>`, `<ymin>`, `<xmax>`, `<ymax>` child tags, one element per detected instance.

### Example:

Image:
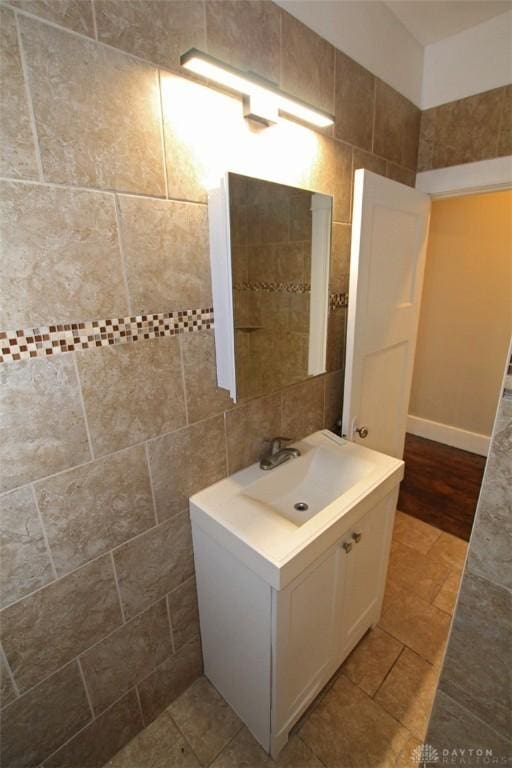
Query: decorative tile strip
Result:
<box><xmin>329</xmin><ymin>293</ymin><xmax>349</xmax><ymax>310</ymax></box>
<box><xmin>233</xmin><ymin>280</ymin><xmax>311</xmax><ymax>294</ymax></box>
<box><xmin>0</xmin><ymin>308</ymin><xmax>214</xmax><ymax>364</ymax></box>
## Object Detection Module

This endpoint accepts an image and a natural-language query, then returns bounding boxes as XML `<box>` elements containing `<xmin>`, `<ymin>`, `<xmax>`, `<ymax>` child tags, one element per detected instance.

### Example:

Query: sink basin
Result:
<box><xmin>190</xmin><ymin>430</ymin><xmax>404</xmax><ymax>589</ymax></box>
<box><xmin>243</xmin><ymin>445</ymin><xmax>375</xmax><ymax>525</ymax></box>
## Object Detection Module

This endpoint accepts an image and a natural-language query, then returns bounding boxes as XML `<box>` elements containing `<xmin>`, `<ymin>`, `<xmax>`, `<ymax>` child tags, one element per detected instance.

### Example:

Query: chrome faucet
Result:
<box><xmin>259</xmin><ymin>436</ymin><xmax>301</xmax><ymax>471</ymax></box>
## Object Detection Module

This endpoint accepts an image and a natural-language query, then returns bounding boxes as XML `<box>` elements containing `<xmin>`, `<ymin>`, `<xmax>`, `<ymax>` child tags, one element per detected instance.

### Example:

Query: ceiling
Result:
<box><xmin>384</xmin><ymin>0</ymin><xmax>512</xmax><ymax>46</ymax></box>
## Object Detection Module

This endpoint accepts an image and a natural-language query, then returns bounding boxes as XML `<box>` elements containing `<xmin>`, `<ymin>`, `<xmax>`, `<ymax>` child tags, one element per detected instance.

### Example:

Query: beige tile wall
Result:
<box><xmin>0</xmin><ymin>1</ymin><xmax>420</xmax><ymax>765</ymax></box>
<box><xmin>417</xmin><ymin>85</ymin><xmax>511</xmax><ymax>171</ymax></box>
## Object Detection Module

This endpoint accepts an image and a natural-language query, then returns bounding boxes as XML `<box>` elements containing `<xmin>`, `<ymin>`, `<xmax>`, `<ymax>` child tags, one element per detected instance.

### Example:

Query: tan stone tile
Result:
<box><xmin>312</xmin><ymin>135</ymin><xmax>352</xmax><ymax>223</ymax></box>
<box><xmin>386</xmin><ymin>162</ymin><xmax>416</xmax><ymax>188</ymax></box>
<box><xmin>138</xmin><ymin>638</ymin><xmax>203</xmax><ymax>724</ymax></box>
<box><xmin>169</xmin><ymin>677</ymin><xmax>242</xmax><ymax>766</ymax></box>
<box><xmin>76</xmin><ymin>337</ymin><xmax>186</xmax><ymax>457</ymax></box>
<box><xmin>375</xmin><ymin>649</ymin><xmax>439</xmax><ymax>740</ymax></box>
<box><xmin>95</xmin><ymin>0</ymin><xmax>204</xmax><ymax>70</ymax></box>
<box><xmin>379</xmin><ymin>588</ymin><xmax>451</xmax><ymax>665</ymax></box>
<box><xmin>439</xmin><ymin>572</ymin><xmax>511</xmax><ymax>739</ymax></box>
<box><xmin>180</xmin><ymin>331</ymin><xmax>234</xmax><ymax>424</ymax></box>
<box><xmin>81</xmin><ymin>599</ymin><xmax>172</xmax><ymax>714</ymax></box>
<box><xmin>205</xmin><ymin>0</ymin><xmax>280</xmax><ymax>84</ymax></box>
<box><xmin>0</xmin><ymin>653</ymin><xmax>16</xmax><ymax>708</ymax></box>
<box><xmin>225</xmin><ymin>392</ymin><xmax>282</xmax><ymax>474</ymax></box>
<box><xmin>1</xmin><ymin>554</ymin><xmax>122</xmax><ymax>692</ymax></box>
<box><xmin>326</xmin><ymin>306</ymin><xmax>347</xmax><ymax>373</ymax></box>
<box><xmin>417</xmin><ymin>108</ymin><xmax>436</xmax><ymax>172</ymax></box>
<box><xmin>330</xmin><ymin>222</ymin><xmax>351</xmax><ymax>294</ymax></box>
<box><xmin>498</xmin><ymin>84</ymin><xmax>512</xmax><ymax>156</ymax></box>
<box><xmin>0</xmin><ymin>181</ymin><xmax>128</xmax><ymax>328</ymax></box>
<box><xmin>280</xmin><ymin>10</ymin><xmax>334</xmax><ymax>113</ymax></box>
<box><xmin>0</xmin><ymin>356</ymin><xmax>90</xmax><ymax>494</ymax></box>
<box><xmin>168</xmin><ymin>578</ymin><xmax>200</xmax><ymax>652</ymax></box>
<box><xmin>335</xmin><ymin>52</ymin><xmax>375</xmax><ymax>151</ymax></box>
<box><xmin>35</xmin><ymin>444</ymin><xmax>155</xmax><ymax>576</ymax></box>
<box><xmin>117</xmin><ymin>195</ymin><xmax>211</xmax><ymax>315</ymax></box>
<box><xmin>211</xmin><ymin>726</ymin><xmax>322</xmax><ymax>768</ymax></box>
<box><xmin>19</xmin><ymin>17</ymin><xmax>165</xmax><ymax>195</ymax></box>
<box><xmin>281</xmin><ymin>377</ymin><xmax>325</xmax><ymax>441</ymax></box>
<box><xmin>392</xmin><ymin>511</ymin><xmax>441</xmax><ymax>556</ymax></box>
<box><xmin>427</xmin><ymin>690</ymin><xmax>511</xmax><ymax>761</ymax></box>
<box><xmin>113</xmin><ymin>513</ymin><xmax>194</xmax><ymax>619</ymax></box>
<box><xmin>432</xmin><ymin>88</ymin><xmax>504</xmax><ymax>169</ymax></box>
<box><xmin>107</xmin><ymin>709</ymin><xmax>200</xmax><ymax>768</ymax></box>
<box><xmin>394</xmin><ymin>732</ymin><xmax>422</xmax><ymax>768</ymax></box>
<box><xmin>352</xmin><ymin>147</ymin><xmax>387</xmax><ymax>177</ymax></box>
<box><xmin>387</xmin><ymin>541</ymin><xmax>451</xmax><ymax>603</ymax></box>
<box><xmin>374</xmin><ymin>80</ymin><xmax>420</xmax><ymax>171</ymax></box>
<box><xmin>0</xmin><ymin>8</ymin><xmax>38</xmax><ymax>180</ymax></box>
<box><xmin>299</xmin><ymin>674</ymin><xmax>409</xmax><ymax>767</ymax></box>
<box><xmin>9</xmin><ymin>0</ymin><xmax>95</xmax><ymax>35</ymax></box>
<box><xmin>432</xmin><ymin>570</ymin><xmax>461</xmax><ymax>615</ymax></box>
<box><xmin>147</xmin><ymin>416</ymin><xmax>226</xmax><ymax>522</ymax></box>
<box><xmin>0</xmin><ymin>485</ymin><xmax>54</xmax><ymax>609</ymax></box>
<box><xmin>0</xmin><ymin>661</ymin><xmax>91</xmax><ymax>768</ymax></box>
<box><xmin>323</xmin><ymin>370</ymin><xmax>344</xmax><ymax>432</ymax></box>
<box><xmin>43</xmin><ymin>689</ymin><xmax>143</xmax><ymax>768</ymax></box>
<box><xmin>427</xmin><ymin>532</ymin><xmax>467</xmax><ymax>571</ymax></box>
<box><xmin>343</xmin><ymin>627</ymin><xmax>403</xmax><ymax>697</ymax></box>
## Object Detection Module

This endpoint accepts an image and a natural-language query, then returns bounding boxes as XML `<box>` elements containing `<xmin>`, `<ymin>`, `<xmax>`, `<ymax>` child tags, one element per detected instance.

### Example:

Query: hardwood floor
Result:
<box><xmin>398</xmin><ymin>433</ymin><xmax>487</xmax><ymax>541</ymax></box>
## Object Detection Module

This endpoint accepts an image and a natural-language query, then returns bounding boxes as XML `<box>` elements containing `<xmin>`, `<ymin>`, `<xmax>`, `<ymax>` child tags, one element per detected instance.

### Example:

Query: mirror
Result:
<box><xmin>208</xmin><ymin>172</ymin><xmax>345</xmax><ymax>402</ymax></box>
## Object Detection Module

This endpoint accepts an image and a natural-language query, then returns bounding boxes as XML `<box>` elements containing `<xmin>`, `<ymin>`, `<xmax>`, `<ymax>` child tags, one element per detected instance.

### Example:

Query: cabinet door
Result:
<box><xmin>338</xmin><ymin>494</ymin><xmax>396</xmax><ymax>659</ymax></box>
<box><xmin>272</xmin><ymin>543</ymin><xmax>347</xmax><ymax>742</ymax></box>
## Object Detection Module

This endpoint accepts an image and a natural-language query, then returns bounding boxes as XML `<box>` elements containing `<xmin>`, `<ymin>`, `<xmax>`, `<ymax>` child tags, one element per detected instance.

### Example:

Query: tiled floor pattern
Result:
<box><xmin>105</xmin><ymin>512</ymin><xmax>467</xmax><ymax>768</ymax></box>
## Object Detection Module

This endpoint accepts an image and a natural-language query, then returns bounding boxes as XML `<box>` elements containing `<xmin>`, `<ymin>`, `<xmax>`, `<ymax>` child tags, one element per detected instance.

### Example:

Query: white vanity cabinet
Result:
<box><xmin>190</xmin><ymin>437</ymin><xmax>400</xmax><ymax>760</ymax></box>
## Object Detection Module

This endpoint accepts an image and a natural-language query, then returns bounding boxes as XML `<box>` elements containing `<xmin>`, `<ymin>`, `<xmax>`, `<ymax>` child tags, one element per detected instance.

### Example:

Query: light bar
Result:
<box><xmin>180</xmin><ymin>48</ymin><xmax>334</xmax><ymax>129</ymax></box>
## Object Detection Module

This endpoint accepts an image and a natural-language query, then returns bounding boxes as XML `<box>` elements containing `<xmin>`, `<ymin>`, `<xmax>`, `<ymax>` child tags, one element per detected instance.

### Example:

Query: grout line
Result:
<box><xmin>77</xmin><ymin>656</ymin><xmax>96</xmax><ymax>719</ymax></box>
<box><xmin>30</xmin><ymin>484</ymin><xmax>58</xmax><ymax>581</ymax></box>
<box><xmin>144</xmin><ymin>442</ymin><xmax>159</xmax><ymax>526</ymax></box>
<box><xmin>165</xmin><ymin>594</ymin><xmax>176</xmax><ymax>655</ymax></box>
<box><xmin>0</xmin><ymin>641</ymin><xmax>20</xmax><ymax>698</ymax></box>
<box><xmin>134</xmin><ymin>684</ymin><xmax>146</xmax><ymax>728</ymax></box>
<box><xmin>14</xmin><ymin>11</ymin><xmax>44</xmax><ymax>182</ymax></box>
<box><xmin>223</xmin><ymin>411</ymin><xmax>231</xmax><ymax>476</ymax></box>
<box><xmin>0</xmin><ymin>175</ymin><xmax>207</xmax><ymax>206</ymax></box>
<box><xmin>113</xmin><ymin>194</ymin><xmax>133</xmax><ymax>316</ymax></box>
<box><xmin>177</xmin><ymin>335</ymin><xmax>190</xmax><ymax>427</ymax></box>
<box><xmin>371</xmin><ymin>645</ymin><xmax>406</xmax><ymax>700</ymax></box>
<box><xmin>371</xmin><ymin>78</ymin><xmax>377</xmax><ymax>154</ymax></box>
<box><xmin>110</xmin><ymin>551</ymin><xmax>127</xmax><ymax>624</ymax></box>
<box><xmin>71</xmin><ymin>352</ymin><xmax>95</xmax><ymax>461</ymax></box>
<box><xmin>157</xmin><ymin>70</ymin><xmax>169</xmax><ymax>199</ymax></box>
<box><xmin>90</xmin><ymin>0</ymin><xmax>98</xmax><ymax>41</ymax></box>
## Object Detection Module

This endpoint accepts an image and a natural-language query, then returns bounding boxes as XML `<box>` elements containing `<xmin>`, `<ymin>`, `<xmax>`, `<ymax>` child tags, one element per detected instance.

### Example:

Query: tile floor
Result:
<box><xmin>105</xmin><ymin>512</ymin><xmax>468</xmax><ymax>768</ymax></box>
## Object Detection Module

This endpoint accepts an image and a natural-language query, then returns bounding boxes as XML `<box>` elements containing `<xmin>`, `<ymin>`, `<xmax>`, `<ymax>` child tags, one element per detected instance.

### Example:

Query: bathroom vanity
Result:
<box><xmin>190</xmin><ymin>430</ymin><xmax>404</xmax><ymax>758</ymax></box>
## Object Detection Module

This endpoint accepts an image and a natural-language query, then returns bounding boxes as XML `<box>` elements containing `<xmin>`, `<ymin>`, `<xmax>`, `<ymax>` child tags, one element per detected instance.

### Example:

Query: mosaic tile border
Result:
<box><xmin>0</xmin><ymin>308</ymin><xmax>214</xmax><ymax>364</ymax></box>
<box><xmin>329</xmin><ymin>293</ymin><xmax>349</xmax><ymax>311</ymax></box>
<box><xmin>233</xmin><ymin>281</ymin><xmax>311</xmax><ymax>294</ymax></box>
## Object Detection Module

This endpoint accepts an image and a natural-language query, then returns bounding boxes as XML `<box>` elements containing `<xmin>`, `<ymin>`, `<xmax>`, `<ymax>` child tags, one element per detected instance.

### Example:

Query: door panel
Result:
<box><xmin>343</xmin><ymin>170</ymin><xmax>431</xmax><ymax>458</ymax></box>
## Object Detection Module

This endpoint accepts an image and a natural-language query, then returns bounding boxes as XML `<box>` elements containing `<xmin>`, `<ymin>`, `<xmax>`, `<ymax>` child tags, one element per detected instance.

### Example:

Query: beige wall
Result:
<box><xmin>410</xmin><ymin>190</ymin><xmax>512</xmax><ymax>437</ymax></box>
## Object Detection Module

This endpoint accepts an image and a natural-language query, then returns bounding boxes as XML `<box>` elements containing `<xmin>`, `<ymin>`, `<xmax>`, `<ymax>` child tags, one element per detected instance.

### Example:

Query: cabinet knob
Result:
<box><xmin>355</xmin><ymin>426</ymin><xmax>369</xmax><ymax>439</ymax></box>
<box><xmin>352</xmin><ymin>532</ymin><xmax>362</xmax><ymax>543</ymax></box>
<box><xmin>342</xmin><ymin>541</ymin><xmax>353</xmax><ymax>554</ymax></box>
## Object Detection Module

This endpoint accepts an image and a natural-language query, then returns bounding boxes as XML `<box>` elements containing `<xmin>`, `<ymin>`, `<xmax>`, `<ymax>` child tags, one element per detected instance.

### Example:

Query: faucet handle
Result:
<box><xmin>267</xmin><ymin>436</ymin><xmax>292</xmax><ymax>455</ymax></box>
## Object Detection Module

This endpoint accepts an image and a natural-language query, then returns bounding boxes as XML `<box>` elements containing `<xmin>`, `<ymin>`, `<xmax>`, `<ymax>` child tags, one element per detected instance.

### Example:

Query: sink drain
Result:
<box><xmin>294</xmin><ymin>502</ymin><xmax>309</xmax><ymax>512</ymax></box>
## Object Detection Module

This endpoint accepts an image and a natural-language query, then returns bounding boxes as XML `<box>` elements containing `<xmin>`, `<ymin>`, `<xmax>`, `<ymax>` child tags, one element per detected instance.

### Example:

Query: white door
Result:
<box><xmin>342</xmin><ymin>170</ymin><xmax>431</xmax><ymax>458</ymax></box>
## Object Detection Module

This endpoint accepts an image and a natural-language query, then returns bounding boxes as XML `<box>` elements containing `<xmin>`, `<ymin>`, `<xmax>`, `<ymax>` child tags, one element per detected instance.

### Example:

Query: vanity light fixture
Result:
<box><xmin>180</xmin><ymin>48</ymin><xmax>334</xmax><ymax>128</ymax></box>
